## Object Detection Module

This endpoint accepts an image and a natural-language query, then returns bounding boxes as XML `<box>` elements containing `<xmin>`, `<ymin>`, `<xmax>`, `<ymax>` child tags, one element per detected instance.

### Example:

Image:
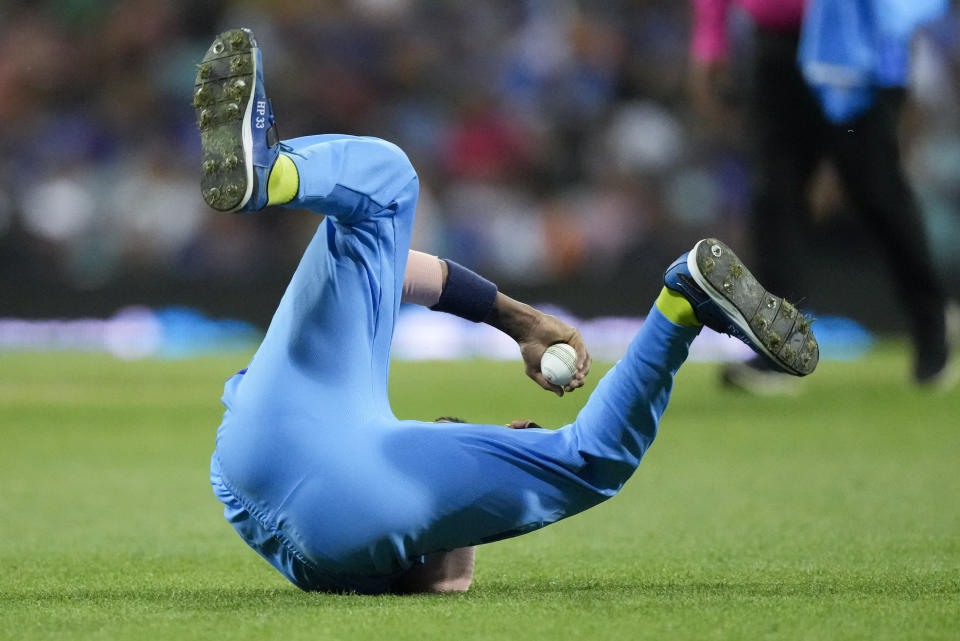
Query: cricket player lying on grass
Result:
<box><xmin>196</xmin><ymin>29</ymin><xmax>819</xmax><ymax>594</ymax></box>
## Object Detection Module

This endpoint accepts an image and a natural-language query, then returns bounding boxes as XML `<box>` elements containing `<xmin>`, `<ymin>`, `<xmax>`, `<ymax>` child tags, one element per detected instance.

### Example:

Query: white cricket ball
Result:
<box><xmin>540</xmin><ymin>343</ymin><xmax>577</xmax><ymax>387</ymax></box>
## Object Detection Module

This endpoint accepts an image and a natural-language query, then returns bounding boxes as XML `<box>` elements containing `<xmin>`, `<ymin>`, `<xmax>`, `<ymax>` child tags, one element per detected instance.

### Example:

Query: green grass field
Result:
<box><xmin>1</xmin><ymin>344</ymin><xmax>958</xmax><ymax>640</ymax></box>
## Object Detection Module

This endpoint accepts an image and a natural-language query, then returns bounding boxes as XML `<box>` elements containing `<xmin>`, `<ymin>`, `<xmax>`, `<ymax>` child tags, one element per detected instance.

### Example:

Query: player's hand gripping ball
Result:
<box><xmin>540</xmin><ymin>343</ymin><xmax>578</xmax><ymax>387</ymax></box>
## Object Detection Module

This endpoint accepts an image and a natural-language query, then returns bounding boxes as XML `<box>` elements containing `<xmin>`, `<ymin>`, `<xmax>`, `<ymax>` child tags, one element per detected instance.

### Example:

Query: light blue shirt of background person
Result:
<box><xmin>799</xmin><ymin>0</ymin><xmax>949</xmax><ymax>123</ymax></box>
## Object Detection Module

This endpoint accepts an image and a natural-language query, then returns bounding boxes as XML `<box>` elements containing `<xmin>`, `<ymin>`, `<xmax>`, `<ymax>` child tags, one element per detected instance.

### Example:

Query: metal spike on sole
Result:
<box><xmin>225</xmin><ymin>184</ymin><xmax>242</xmax><ymax>201</ymax></box>
<box><xmin>229</xmin><ymin>30</ymin><xmax>248</xmax><ymax>50</ymax></box>
<box><xmin>230</xmin><ymin>55</ymin><xmax>250</xmax><ymax>74</ymax></box>
<box><xmin>194</xmin><ymin>85</ymin><xmax>214</xmax><ymax>108</ymax></box>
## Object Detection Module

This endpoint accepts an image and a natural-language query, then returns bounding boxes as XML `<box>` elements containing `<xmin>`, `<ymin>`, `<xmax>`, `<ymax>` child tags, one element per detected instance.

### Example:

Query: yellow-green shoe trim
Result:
<box><xmin>267</xmin><ymin>153</ymin><xmax>299</xmax><ymax>206</ymax></box>
<box><xmin>655</xmin><ymin>286</ymin><xmax>702</xmax><ymax>327</ymax></box>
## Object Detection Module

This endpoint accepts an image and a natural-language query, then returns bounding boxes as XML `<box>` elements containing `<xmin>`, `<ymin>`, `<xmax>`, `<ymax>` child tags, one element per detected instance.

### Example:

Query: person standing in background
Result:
<box><xmin>688</xmin><ymin>0</ymin><xmax>954</xmax><ymax>390</ymax></box>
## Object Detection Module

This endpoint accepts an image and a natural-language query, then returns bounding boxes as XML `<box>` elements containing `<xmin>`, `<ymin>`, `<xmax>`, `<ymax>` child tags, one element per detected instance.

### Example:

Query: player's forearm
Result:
<box><xmin>402</xmin><ymin>251</ymin><xmax>541</xmax><ymax>340</ymax></box>
<box><xmin>483</xmin><ymin>292</ymin><xmax>540</xmax><ymax>342</ymax></box>
<box><xmin>402</xmin><ymin>252</ymin><xmax>588</xmax><ymax>394</ymax></box>
<box><xmin>403</xmin><ymin>252</ymin><xmax>500</xmax><ymax>321</ymax></box>
<box><xmin>432</xmin><ymin>255</ymin><xmax>542</xmax><ymax>341</ymax></box>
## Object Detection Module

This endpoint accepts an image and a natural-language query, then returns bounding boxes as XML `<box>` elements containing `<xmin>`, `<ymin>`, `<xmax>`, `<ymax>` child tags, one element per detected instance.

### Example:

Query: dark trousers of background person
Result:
<box><xmin>748</xmin><ymin>28</ymin><xmax>948</xmax><ymax>376</ymax></box>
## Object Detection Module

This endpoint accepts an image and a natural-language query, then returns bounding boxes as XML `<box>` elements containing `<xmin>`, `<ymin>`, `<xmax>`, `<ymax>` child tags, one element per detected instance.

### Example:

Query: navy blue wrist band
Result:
<box><xmin>430</xmin><ymin>259</ymin><xmax>498</xmax><ymax>323</ymax></box>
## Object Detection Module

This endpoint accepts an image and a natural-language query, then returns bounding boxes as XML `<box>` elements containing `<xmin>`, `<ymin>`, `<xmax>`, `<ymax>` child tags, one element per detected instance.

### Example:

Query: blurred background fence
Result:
<box><xmin>1</xmin><ymin>0</ymin><xmax>958</xmax><ymax>331</ymax></box>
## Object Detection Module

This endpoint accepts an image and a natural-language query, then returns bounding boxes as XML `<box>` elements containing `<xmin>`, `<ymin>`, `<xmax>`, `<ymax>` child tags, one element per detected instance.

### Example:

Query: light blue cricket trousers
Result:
<box><xmin>210</xmin><ymin>134</ymin><xmax>700</xmax><ymax>593</ymax></box>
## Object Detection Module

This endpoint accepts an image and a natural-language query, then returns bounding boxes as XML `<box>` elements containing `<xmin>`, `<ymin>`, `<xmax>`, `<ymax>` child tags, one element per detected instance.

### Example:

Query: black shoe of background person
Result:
<box><xmin>719</xmin><ymin>354</ymin><xmax>802</xmax><ymax>396</ymax></box>
<box><xmin>914</xmin><ymin>301</ymin><xmax>958</xmax><ymax>389</ymax></box>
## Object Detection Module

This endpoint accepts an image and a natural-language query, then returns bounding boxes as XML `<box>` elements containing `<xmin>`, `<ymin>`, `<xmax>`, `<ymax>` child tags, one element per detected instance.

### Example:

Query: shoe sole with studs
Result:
<box><xmin>689</xmin><ymin>238</ymin><xmax>819</xmax><ymax>376</ymax></box>
<box><xmin>194</xmin><ymin>29</ymin><xmax>257</xmax><ymax>212</ymax></box>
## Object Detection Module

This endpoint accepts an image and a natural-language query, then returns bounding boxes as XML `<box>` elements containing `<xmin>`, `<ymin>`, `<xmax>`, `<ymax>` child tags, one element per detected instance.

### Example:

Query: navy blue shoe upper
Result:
<box><xmin>663</xmin><ymin>251</ymin><xmax>760</xmax><ymax>349</ymax></box>
<box><xmin>238</xmin><ymin>42</ymin><xmax>279</xmax><ymax>212</ymax></box>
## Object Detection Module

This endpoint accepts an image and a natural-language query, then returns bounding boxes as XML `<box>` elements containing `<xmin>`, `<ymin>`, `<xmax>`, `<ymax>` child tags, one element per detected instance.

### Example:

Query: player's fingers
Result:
<box><xmin>526</xmin><ymin>361</ymin><xmax>564</xmax><ymax>397</ymax></box>
<box><xmin>566</xmin><ymin>331</ymin><xmax>585</xmax><ymax>363</ymax></box>
<box><xmin>563</xmin><ymin>369</ymin><xmax>585</xmax><ymax>391</ymax></box>
<box><xmin>532</xmin><ymin>370</ymin><xmax>564</xmax><ymax>397</ymax></box>
<box><xmin>566</xmin><ymin>332</ymin><xmax>591</xmax><ymax>377</ymax></box>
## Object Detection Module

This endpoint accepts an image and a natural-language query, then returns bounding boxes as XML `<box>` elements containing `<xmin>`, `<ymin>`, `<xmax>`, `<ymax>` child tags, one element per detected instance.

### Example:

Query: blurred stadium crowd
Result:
<box><xmin>1</xmin><ymin>0</ymin><xmax>958</xmax><ymax>325</ymax></box>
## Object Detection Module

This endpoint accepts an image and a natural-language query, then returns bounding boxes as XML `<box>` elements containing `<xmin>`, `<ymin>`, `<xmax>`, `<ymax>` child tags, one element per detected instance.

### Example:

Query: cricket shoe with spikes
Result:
<box><xmin>665</xmin><ymin>238</ymin><xmax>819</xmax><ymax>376</ymax></box>
<box><xmin>194</xmin><ymin>28</ymin><xmax>279</xmax><ymax>212</ymax></box>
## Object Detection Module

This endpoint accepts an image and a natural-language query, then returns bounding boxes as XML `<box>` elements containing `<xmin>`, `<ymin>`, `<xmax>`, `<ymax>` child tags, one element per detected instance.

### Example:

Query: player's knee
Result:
<box><xmin>558</xmin><ymin>425</ymin><xmax>641</xmax><ymax>499</ymax></box>
<box><xmin>374</xmin><ymin>138</ymin><xmax>414</xmax><ymax>172</ymax></box>
<box><xmin>576</xmin><ymin>458</ymin><xmax>635</xmax><ymax>501</ymax></box>
<box><xmin>363</xmin><ymin>137</ymin><xmax>417</xmax><ymax>199</ymax></box>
